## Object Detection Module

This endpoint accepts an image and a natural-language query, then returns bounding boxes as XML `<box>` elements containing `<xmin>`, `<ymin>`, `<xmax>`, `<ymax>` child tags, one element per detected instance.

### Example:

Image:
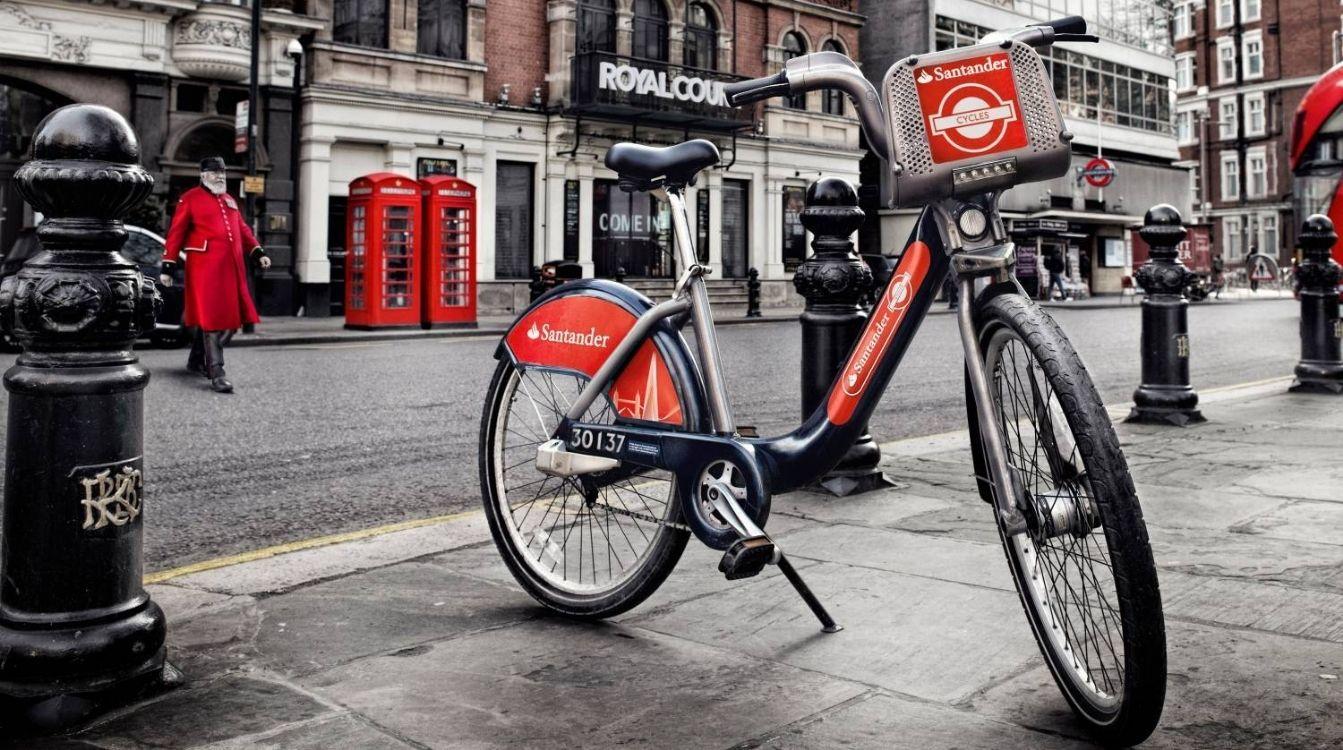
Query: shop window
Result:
<box><xmin>822</xmin><ymin>40</ymin><xmax>846</xmax><ymax>116</ymax></box>
<box><xmin>633</xmin><ymin>0</ymin><xmax>669</xmax><ymax>61</ymax></box>
<box><xmin>334</xmin><ymin>0</ymin><xmax>388</xmax><ymax>49</ymax></box>
<box><xmin>578</xmin><ymin>0</ymin><xmax>616</xmax><ymax>53</ymax></box>
<box><xmin>418</xmin><ymin>0</ymin><xmax>466</xmax><ymax>59</ymax></box>
<box><xmin>782</xmin><ymin>32</ymin><xmax>807</xmax><ymax>110</ymax></box>
<box><xmin>592</xmin><ymin>179</ymin><xmax>673</xmax><ymax>278</ymax></box>
<box><xmin>721</xmin><ymin>179</ymin><xmax>749</xmax><ymax>278</ymax></box>
<box><xmin>1223</xmin><ymin>216</ymin><xmax>1243</xmax><ymax>260</ymax></box>
<box><xmin>782</xmin><ymin>185</ymin><xmax>807</xmax><ymax>270</ymax></box>
<box><xmin>684</xmin><ymin>2</ymin><xmax>718</xmax><ymax>71</ymax></box>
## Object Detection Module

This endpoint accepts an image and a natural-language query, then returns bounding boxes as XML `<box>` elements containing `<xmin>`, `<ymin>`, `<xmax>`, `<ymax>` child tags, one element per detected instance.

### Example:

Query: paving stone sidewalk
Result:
<box><xmin>13</xmin><ymin>380</ymin><xmax>1342</xmax><ymax>749</ymax></box>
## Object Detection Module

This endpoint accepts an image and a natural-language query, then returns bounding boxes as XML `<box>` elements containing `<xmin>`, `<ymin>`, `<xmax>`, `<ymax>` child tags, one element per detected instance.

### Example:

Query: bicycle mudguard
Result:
<box><xmin>496</xmin><ymin>280</ymin><xmax>708</xmax><ymax>431</ymax></box>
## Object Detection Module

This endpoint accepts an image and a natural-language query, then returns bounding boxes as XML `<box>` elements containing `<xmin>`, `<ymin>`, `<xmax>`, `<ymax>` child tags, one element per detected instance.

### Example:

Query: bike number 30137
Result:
<box><xmin>570</xmin><ymin>428</ymin><xmax>626</xmax><ymax>454</ymax></box>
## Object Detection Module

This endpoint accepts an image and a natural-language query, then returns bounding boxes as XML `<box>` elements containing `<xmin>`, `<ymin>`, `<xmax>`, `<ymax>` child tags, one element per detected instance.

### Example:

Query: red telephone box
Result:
<box><xmin>420</xmin><ymin>176</ymin><xmax>477</xmax><ymax>327</ymax></box>
<box><xmin>345</xmin><ymin>173</ymin><xmax>421</xmax><ymax>328</ymax></box>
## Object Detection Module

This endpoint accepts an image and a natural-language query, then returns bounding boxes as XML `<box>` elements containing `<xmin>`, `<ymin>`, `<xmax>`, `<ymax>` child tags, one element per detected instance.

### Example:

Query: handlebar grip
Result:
<box><xmin>1041</xmin><ymin>15</ymin><xmax>1087</xmax><ymax>35</ymax></box>
<box><xmin>724</xmin><ymin>71</ymin><xmax>790</xmax><ymax>106</ymax></box>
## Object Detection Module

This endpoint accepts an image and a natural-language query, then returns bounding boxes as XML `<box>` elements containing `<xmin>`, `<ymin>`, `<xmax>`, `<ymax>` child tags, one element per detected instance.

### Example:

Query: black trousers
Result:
<box><xmin>187</xmin><ymin>329</ymin><xmax>231</xmax><ymax>378</ymax></box>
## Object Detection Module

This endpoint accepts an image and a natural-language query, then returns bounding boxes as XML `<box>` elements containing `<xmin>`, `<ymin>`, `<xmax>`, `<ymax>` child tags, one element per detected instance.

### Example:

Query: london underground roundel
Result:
<box><xmin>914</xmin><ymin>52</ymin><xmax>1028</xmax><ymax>164</ymax></box>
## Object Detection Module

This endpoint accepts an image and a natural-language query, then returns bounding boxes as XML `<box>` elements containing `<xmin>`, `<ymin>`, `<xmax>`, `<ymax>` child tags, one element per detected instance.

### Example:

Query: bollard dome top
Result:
<box><xmin>1301</xmin><ymin>214</ymin><xmax>1337</xmax><ymax>239</ymax></box>
<box><xmin>805</xmin><ymin>177</ymin><xmax>859</xmax><ymax>207</ymax></box>
<box><xmin>1143</xmin><ymin>204</ymin><xmax>1182</xmax><ymax>227</ymax></box>
<box><xmin>29</xmin><ymin>104</ymin><xmax>140</xmax><ymax>164</ymax></box>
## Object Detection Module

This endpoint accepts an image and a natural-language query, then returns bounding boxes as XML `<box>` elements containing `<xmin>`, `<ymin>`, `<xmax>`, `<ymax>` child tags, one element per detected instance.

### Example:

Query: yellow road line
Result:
<box><xmin>143</xmin><ymin>508</ymin><xmax>482</xmax><ymax>585</ymax></box>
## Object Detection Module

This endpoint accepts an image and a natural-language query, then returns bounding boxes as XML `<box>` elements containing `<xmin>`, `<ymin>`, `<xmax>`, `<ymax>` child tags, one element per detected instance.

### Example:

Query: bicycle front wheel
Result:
<box><xmin>974</xmin><ymin>293</ymin><xmax>1166</xmax><ymax>747</ymax></box>
<box><xmin>478</xmin><ymin>359</ymin><xmax>690</xmax><ymax>619</ymax></box>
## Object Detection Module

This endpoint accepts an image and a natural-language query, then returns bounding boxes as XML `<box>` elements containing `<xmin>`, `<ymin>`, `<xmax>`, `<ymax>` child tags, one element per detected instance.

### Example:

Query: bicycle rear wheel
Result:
<box><xmin>478</xmin><ymin>359</ymin><xmax>689</xmax><ymax>618</ymax></box>
<box><xmin>973</xmin><ymin>293</ymin><xmax>1166</xmax><ymax>747</ymax></box>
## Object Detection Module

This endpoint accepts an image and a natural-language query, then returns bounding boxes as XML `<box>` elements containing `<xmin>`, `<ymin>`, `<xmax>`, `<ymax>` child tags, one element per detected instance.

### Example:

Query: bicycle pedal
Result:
<box><xmin>718</xmin><ymin>536</ymin><xmax>776</xmax><ymax>580</ymax></box>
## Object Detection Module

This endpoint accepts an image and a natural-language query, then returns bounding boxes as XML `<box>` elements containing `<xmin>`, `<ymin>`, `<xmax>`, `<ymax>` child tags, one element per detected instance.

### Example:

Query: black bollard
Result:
<box><xmin>1127</xmin><ymin>205</ymin><xmax>1206</xmax><ymax>426</ymax></box>
<box><xmin>745</xmin><ymin>267</ymin><xmax>762</xmax><ymax>318</ymax></box>
<box><xmin>1290</xmin><ymin>215</ymin><xmax>1343</xmax><ymax>393</ymax></box>
<box><xmin>0</xmin><ymin>105</ymin><xmax>170</xmax><ymax>731</ymax></box>
<box><xmin>793</xmin><ymin>178</ymin><xmax>894</xmax><ymax>495</ymax></box>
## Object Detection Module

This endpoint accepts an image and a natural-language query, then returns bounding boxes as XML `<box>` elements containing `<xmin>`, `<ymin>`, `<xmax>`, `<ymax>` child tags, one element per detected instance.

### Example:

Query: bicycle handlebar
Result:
<box><xmin>724</xmin><ymin>71</ymin><xmax>790</xmax><ymax>107</ymax></box>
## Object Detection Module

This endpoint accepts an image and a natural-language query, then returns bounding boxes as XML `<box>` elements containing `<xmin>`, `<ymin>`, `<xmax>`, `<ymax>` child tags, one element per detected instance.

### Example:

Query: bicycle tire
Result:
<box><xmin>973</xmin><ymin>293</ymin><xmax>1166</xmax><ymax>747</ymax></box>
<box><xmin>478</xmin><ymin>358</ymin><xmax>690</xmax><ymax>619</ymax></box>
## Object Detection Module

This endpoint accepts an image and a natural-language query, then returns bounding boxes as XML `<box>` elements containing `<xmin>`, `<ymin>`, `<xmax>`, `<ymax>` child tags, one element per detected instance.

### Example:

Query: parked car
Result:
<box><xmin>0</xmin><ymin>225</ymin><xmax>190</xmax><ymax>348</ymax></box>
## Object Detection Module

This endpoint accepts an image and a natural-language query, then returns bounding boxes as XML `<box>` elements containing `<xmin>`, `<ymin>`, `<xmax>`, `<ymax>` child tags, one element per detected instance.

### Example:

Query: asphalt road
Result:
<box><xmin>0</xmin><ymin>298</ymin><xmax>1303</xmax><ymax>570</ymax></box>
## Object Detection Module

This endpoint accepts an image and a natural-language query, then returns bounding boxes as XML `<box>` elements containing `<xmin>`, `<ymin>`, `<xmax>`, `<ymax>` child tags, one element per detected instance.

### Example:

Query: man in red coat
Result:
<box><xmin>161</xmin><ymin>157</ymin><xmax>271</xmax><ymax>393</ymax></box>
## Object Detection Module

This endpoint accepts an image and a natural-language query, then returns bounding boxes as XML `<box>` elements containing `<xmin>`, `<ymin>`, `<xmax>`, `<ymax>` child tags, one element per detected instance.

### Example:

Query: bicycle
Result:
<box><xmin>478</xmin><ymin>16</ymin><xmax>1165</xmax><ymax>747</ymax></box>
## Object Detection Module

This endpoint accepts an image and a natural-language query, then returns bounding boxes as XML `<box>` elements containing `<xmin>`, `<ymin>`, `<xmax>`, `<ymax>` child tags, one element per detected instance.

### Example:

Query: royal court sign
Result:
<box><xmin>571</xmin><ymin>51</ymin><xmax>751</xmax><ymax>128</ymax></box>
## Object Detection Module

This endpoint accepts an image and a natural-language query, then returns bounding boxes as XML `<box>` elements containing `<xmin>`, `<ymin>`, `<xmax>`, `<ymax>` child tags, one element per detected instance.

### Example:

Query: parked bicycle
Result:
<box><xmin>478</xmin><ymin>16</ymin><xmax>1165</xmax><ymax>747</ymax></box>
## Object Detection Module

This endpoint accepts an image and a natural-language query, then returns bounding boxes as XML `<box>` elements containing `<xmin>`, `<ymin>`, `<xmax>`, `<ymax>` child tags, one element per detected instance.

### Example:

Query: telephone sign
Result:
<box><xmin>914</xmin><ymin>52</ymin><xmax>1028</xmax><ymax>164</ymax></box>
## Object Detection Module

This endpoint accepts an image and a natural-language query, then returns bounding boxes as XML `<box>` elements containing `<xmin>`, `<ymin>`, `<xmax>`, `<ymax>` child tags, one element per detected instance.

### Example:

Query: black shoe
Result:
<box><xmin>210</xmin><ymin>376</ymin><xmax>233</xmax><ymax>394</ymax></box>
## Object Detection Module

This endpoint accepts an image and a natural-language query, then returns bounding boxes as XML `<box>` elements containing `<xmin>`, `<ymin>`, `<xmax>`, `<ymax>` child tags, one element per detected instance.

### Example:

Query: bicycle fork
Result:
<box><xmin>953</xmin><ymin>247</ymin><xmax>1029</xmax><ymax>536</ymax></box>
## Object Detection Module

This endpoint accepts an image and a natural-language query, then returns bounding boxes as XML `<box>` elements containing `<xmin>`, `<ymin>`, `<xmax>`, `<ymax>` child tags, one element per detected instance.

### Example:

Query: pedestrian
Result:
<box><xmin>1044</xmin><ymin>249</ymin><xmax>1068</xmax><ymax>301</ymax></box>
<box><xmin>942</xmin><ymin>269</ymin><xmax>959</xmax><ymax>310</ymax></box>
<box><xmin>1247</xmin><ymin>245</ymin><xmax>1261</xmax><ymax>292</ymax></box>
<box><xmin>160</xmin><ymin>157</ymin><xmax>271</xmax><ymax>393</ymax></box>
<box><xmin>1211</xmin><ymin>253</ymin><xmax>1225</xmax><ymax>299</ymax></box>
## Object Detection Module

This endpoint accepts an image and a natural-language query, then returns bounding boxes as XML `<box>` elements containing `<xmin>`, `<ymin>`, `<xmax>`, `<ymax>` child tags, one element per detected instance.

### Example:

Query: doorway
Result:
<box><xmin>721</xmin><ymin>179</ymin><xmax>749</xmax><ymax>278</ymax></box>
<box><xmin>494</xmin><ymin>161</ymin><xmax>534</xmax><ymax>280</ymax></box>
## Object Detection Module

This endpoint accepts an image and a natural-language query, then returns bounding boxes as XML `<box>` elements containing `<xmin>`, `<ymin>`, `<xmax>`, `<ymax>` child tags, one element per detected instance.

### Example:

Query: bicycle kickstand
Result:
<box><xmin>708</xmin><ymin>488</ymin><xmax>843</xmax><ymax>634</ymax></box>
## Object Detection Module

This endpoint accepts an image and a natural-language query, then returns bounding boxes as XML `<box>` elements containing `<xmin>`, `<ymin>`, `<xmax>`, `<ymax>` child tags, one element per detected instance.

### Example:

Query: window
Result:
<box><xmin>1177</xmin><ymin>110</ymin><xmax>1198</xmax><ymax>144</ymax></box>
<box><xmin>1217</xmin><ymin>0</ymin><xmax>1235</xmax><ymax>28</ymax></box>
<box><xmin>577</xmin><ymin>0</ymin><xmax>616</xmax><ymax>53</ymax></box>
<box><xmin>1221</xmin><ymin>152</ymin><xmax>1240</xmax><ymax>201</ymax></box>
<box><xmin>1243</xmin><ymin>32</ymin><xmax>1263</xmax><ymax>79</ymax></box>
<box><xmin>1173</xmin><ymin>2</ymin><xmax>1192</xmax><ymax>39</ymax></box>
<box><xmin>822</xmin><ymin>39</ymin><xmax>846</xmax><ymax>115</ymax></box>
<box><xmin>1247</xmin><ymin>147</ymin><xmax>1268</xmax><ymax>198</ymax></box>
<box><xmin>1260</xmin><ymin>213</ymin><xmax>1278</xmax><ymax>256</ymax></box>
<box><xmin>782</xmin><ymin>32</ymin><xmax>807</xmax><ymax>110</ymax></box>
<box><xmin>1245</xmin><ymin>92</ymin><xmax>1266</xmax><ymax>136</ymax></box>
<box><xmin>1217</xmin><ymin>38</ymin><xmax>1236</xmax><ymax>84</ymax></box>
<box><xmin>1219</xmin><ymin>97</ymin><xmax>1237</xmax><ymax>140</ymax></box>
<box><xmin>1176</xmin><ymin>53</ymin><xmax>1195</xmax><ymax>91</ymax></box>
<box><xmin>333</xmin><ymin>0</ymin><xmax>387</xmax><ymax>48</ymax></box>
<box><xmin>782</xmin><ymin>185</ymin><xmax>807</xmax><ymax>269</ymax></box>
<box><xmin>494</xmin><ymin>162</ymin><xmax>535</xmax><ymax>280</ymax></box>
<box><xmin>632</xmin><ymin>0</ymin><xmax>669</xmax><ymax>61</ymax></box>
<box><xmin>684</xmin><ymin>2</ymin><xmax>717</xmax><ymax>70</ymax></box>
<box><xmin>1242</xmin><ymin>0</ymin><xmax>1261</xmax><ymax>23</ymax></box>
<box><xmin>1223</xmin><ymin>216</ymin><xmax>1243</xmax><ymax>260</ymax></box>
<box><xmin>417</xmin><ymin>0</ymin><xmax>465</xmax><ymax>59</ymax></box>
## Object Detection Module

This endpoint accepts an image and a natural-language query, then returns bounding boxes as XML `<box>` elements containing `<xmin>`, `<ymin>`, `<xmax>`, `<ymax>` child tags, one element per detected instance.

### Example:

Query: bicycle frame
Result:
<box><xmin>535</xmin><ymin>182</ymin><xmax>1029</xmax><ymax>537</ymax></box>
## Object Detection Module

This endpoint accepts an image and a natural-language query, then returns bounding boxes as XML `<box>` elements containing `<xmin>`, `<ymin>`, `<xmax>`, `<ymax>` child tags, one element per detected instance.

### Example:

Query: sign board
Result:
<box><xmin>914</xmin><ymin>52</ymin><xmax>1028</xmax><ymax>164</ymax></box>
<box><xmin>417</xmin><ymin>158</ymin><xmax>458</xmax><ymax>178</ymax></box>
<box><xmin>243</xmin><ymin>175</ymin><xmax>265</xmax><ymax>194</ymax></box>
<box><xmin>572</xmin><ymin>52</ymin><xmax>752</xmax><ymax>128</ymax></box>
<box><xmin>1081</xmin><ymin>157</ymin><xmax>1116</xmax><ymax>188</ymax></box>
<box><xmin>563</xmin><ymin>180</ymin><xmax>580</xmax><ymax>261</ymax></box>
<box><xmin>234</xmin><ymin>101</ymin><xmax>249</xmax><ymax>155</ymax></box>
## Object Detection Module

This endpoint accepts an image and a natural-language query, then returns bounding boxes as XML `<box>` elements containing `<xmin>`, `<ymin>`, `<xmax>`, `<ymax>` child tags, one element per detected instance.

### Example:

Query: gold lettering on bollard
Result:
<box><xmin>80</xmin><ymin>465</ymin><xmax>143</xmax><ymax>530</ymax></box>
<box><xmin>1175</xmin><ymin>333</ymin><xmax>1190</xmax><ymax>358</ymax></box>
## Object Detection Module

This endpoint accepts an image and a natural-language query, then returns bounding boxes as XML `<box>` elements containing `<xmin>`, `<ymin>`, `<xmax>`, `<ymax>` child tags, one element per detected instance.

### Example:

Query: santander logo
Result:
<box><xmin>529</xmin><ymin>322</ymin><xmax>612</xmax><ymax>349</ymax></box>
<box><xmin>841</xmin><ymin>271</ymin><xmax>915</xmax><ymax>398</ymax></box>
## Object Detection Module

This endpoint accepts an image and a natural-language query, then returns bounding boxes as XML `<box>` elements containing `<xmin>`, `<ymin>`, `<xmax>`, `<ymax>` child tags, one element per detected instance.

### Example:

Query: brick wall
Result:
<box><xmin>485</xmin><ymin>0</ymin><xmax>551</xmax><ymax>105</ymax></box>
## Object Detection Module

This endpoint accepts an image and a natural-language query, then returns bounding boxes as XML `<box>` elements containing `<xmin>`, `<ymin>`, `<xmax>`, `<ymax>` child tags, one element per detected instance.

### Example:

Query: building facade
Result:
<box><xmin>860</xmin><ymin>0</ymin><xmax>1190</xmax><ymax>296</ymax></box>
<box><xmin>296</xmin><ymin>0</ymin><xmax>867</xmax><ymax>317</ymax></box>
<box><xmin>1173</xmin><ymin>0</ymin><xmax>1342</xmax><ymax>268</ymax></box>
<box><xmin>0</xmin><ymin>0</ymin><xmax>319</xmax><ymax>314</ymax></box>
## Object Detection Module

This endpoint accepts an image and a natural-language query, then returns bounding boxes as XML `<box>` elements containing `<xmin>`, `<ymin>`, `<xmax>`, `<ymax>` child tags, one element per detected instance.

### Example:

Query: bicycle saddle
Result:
<box><xmin>606</xmin><ymin>139</ymin><xmax>720</xmax><ymax>191</ymax></box>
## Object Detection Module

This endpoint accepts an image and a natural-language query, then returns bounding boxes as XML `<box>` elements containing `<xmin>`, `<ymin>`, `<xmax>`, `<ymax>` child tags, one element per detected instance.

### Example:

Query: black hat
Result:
<box><xmin>200</xmin><ymin>156</ymin><xmax>227</xmax><ymax>172</ymax></box>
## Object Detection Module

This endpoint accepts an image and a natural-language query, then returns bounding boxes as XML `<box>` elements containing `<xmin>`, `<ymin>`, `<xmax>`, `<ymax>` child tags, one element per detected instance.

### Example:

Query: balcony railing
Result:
<box><xmin>569</xmin><ymin>51</ymin><xmax>752</xmax><ymax>130</ymax></box>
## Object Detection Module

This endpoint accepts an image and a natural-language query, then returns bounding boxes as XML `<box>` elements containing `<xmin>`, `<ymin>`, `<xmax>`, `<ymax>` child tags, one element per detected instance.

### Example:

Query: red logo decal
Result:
<box><xmin>826</xmin><ymin>242</ymin><xmax>931</xmax><ymax>425</ymax></box>
<box><xmin>915</xmin><ymin>52</ymin><xmax>1028</xmax><ymax>164</ymax></box>
<box><xmin>505</xmin><ymin>296</ymin><xmax>682</xmax><ymax>425</ymax></box>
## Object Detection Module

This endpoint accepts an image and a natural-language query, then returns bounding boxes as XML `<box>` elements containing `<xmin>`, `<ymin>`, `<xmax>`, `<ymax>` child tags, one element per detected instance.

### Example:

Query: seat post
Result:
<box><xmin>664</xmin><ymin>186</ymin><xmax>702</xmax><ymax>273</ymax></box>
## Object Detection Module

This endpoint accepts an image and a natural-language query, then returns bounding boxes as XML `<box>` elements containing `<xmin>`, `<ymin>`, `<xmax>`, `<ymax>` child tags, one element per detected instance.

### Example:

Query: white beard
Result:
<box><xmin>203</xmin><ymin>176</ymin><xmax>226</xmax><ymax>195</ymax></box>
